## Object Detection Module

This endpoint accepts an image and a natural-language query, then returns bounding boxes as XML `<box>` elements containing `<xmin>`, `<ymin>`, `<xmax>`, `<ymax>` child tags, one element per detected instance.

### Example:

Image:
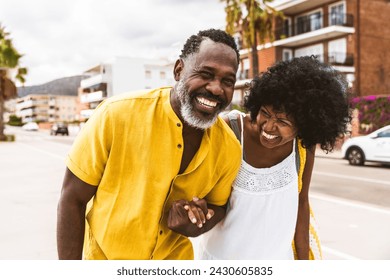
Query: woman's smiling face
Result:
<box><xmin>255</xmin><ymin>105</ymin><xmax>298</xmax><ymax>149</ymax></box>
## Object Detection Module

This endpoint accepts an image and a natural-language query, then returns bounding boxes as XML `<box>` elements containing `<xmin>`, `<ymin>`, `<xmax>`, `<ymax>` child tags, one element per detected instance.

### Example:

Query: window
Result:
<box><xmin>346</xmin><ymin>74</ymin><xmax>355</xmax><ymax>88</ymax></box>
<box><xmin>282</xmin><ymin>17</ymin><xmax>292</xmax><ymax>38</ymax></box>
<box><xmin>295</xmin><ymin>44</ymin><xmax>324</xmax><ymax>62</ymax></box>
<box><xmin>329</xmin><ymin>1</ymin><xmax>346</xmax><ymax>26</ymax></box>
<box><xmin>238</xmin><ymin>58</ymin><xmax>249</xmax><ymax>79</ymax></box>
<box><xmin>242</xmin><ymin>58</ymin><xmax>250</xmax><ymax>79</ymax></box>
<box><xmin>328</xmin><ymin>38</ymin><xmax>347</xmax><ymax>64</ymax></box>
<box><xmin>282</xmin><ymin>49</ymin><xmax>293</xmax><ymax>61</ymax></box>
<box><xmin>231</xmin><ymin>89</ymin><xmax>242</xmax><ymax>105</ymax></box>
<box><xmin>160</xmin><ymin>71</ymin><xmax>166</xmax><ymax>79</ymax></box>
<box><xmin>145</xmin><ymin>70</ymin><xmax>151</xmax><ymax>79</ymax></box>
<box><xmin>233</xmin><ymin>33</ymin><xmax>242</xmax><ymax>49</ymax></box>
<box><xmin>378</xmin><ymin>129</ymin><xmax>390</xmax><ymax>138</ymax></box>
<box><xmin>296</xmin><ymin>9</ymin><xmax>322</xmax><ymax>35</ymax></box>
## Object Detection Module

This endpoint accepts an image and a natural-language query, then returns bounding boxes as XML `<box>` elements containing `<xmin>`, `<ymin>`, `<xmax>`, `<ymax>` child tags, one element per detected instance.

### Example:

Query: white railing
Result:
<box><xmin>80</xmin><ymin>91</ymin><xmax>105</xmax><ymax>103</ymax></box>
<box><xmin>80</xmin><ymin>74</ymin><xmax>106</xmax><ymax>88</ymax></box>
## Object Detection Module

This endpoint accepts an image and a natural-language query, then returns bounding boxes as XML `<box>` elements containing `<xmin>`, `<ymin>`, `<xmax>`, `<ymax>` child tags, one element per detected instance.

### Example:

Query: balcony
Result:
<box><xmin>16</xmin><ymin>100</ymin><xmax>34</xmax><ymax>110</ymax></box>
<box><xmin>18</xmin><ymin>108</ymin><xmax>34</xmax><ymax>117</ymax></box>
<box><xmin>80</xmin><ymin>90</ymin><xmax>106</xmax><ymax>104</ymax></box>
<box><xmin>327</xmin><ymin>52</ymin><xmax>354</xmax><ymax>67</ymax></box>
<box><xmin>273</xmin><ymin>13</ymin><xmax>354</xmax><ymax>47</ymax></box>
<box><xmin>80</xmin><ymin>109</ymin><xmax>95</xmax><ymax>119</ymax></box>
<box><xmin>48</xmin><ymin>109</ymin><xmax>56</xmax><ymax>115</ymax></box>
<box><xmin>270</xmin><ymin>0</ymin><xmax>334</xmax><ymax>14</ymax></box>
<box><xmin>80</xmin><ymin>74</ymin><xmax>107</xmax><ymax>89</ymax></box>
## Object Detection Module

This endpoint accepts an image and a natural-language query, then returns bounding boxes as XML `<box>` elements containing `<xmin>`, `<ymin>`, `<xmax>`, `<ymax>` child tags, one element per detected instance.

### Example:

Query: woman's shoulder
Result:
<box><xmin>223</xmin><ymin>110</ymin><xmax>246</xmax><ymax>125</ymax></box>
<box><xmin>228</xmin><ymin>109</ymin><xmax>246</xmax><ymax>117</ymax></box>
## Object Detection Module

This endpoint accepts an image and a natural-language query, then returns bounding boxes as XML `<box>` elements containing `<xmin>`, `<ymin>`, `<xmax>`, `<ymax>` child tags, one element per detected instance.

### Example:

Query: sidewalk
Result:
<box><xmin>315</xmin><ymin>147</ymin><xmax>343</xmax><ymax>160</ymax></box>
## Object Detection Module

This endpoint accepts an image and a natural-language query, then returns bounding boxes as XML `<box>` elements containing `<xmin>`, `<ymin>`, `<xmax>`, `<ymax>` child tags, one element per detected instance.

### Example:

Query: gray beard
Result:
<box><xmin>175</xmin><ymin>79</ymin><xmax>219</xmax><ymax>130</ymax></box>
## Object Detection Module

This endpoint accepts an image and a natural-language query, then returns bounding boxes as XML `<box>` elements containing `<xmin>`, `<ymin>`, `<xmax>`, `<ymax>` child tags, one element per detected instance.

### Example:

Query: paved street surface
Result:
<box><xmin>1</xmin><ymin>125</ymin><xmax>390</xmax><ymax>260</ymax></box>
<box><xmin>0</xmin><ymin>126</ymin><xmax>73</xmax><ymax>259</ymax></box>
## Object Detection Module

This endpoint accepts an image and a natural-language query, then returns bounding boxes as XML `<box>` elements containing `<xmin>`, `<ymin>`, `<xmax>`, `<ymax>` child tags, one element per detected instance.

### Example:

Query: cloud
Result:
<box><xmin>0</xmin><ymin>0</ymin><xmax>227</xmax><ymax>86</ymax></box>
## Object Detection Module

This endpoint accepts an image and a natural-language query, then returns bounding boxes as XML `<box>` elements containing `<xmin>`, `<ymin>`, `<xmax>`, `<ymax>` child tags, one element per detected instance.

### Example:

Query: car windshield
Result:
<box><xmin>55</xmin><ymin>123</ymin><xmax>67</xmax><ymax>127</ymax></box>
<box><xmin>378</xmin><ymin>129</ymin><xmax>390</xmax><ymax>138</ymax></box>
<box><xmin>369</xmin><ymin>126</ymin><xmax>390</xmax><ymax>138</ymax></box>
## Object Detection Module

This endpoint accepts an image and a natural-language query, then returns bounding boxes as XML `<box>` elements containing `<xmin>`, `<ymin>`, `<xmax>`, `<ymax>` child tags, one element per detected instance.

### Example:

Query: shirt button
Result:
<box><xmin>177</xmin><ymin>123</ymin><xmax>181</xmax><ymax>127</ymax></box>
<box><xmin>159</xmin><ymin>230</ymin><xmax>163</xmax><ymax>235</ymax></box>
<box><xmin>177</xmin><ymin>144</ymin><xmax>182</xmax><ymax>148</ymax></box>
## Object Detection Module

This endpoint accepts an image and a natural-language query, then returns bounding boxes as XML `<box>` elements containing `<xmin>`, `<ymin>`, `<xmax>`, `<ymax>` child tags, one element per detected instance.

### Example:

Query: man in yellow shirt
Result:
<box><xmin>57</xmin><ymin>29</ymin><xmax>242</xmax><ymax>260</ymax></box>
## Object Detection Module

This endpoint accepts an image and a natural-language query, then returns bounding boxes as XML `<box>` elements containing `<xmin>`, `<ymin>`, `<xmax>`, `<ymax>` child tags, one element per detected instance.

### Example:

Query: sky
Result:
<box><xmin>0</xmin><ymin>0</ymin><xmax>228</xmax><ymax>86</ymax></box>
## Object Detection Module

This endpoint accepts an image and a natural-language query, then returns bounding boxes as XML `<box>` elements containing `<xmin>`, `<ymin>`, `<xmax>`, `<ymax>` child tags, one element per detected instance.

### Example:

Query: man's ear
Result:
<box><xmin>173</xmin><ymin>59</ymin><xmax>184</xmax><ymax>81</ymax></box>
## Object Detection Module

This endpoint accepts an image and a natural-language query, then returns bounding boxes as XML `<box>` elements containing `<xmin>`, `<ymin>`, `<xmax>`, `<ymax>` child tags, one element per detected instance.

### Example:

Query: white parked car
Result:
<box><xmin>22</xmin><ymin>122</ymin><xmax>39</xmax><ymax>131</ymax></box>
<box><xmin>341</xmin><ymin>125</ymin><xmax>390</xmax><ymax>166</ymax></box>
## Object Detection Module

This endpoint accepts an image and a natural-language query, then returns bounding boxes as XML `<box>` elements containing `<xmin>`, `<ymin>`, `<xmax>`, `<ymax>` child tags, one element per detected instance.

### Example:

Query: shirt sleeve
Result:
<box><xmin>66</xmin><ymin>101</ymin><xmax>113</xmax><ymax>186</ymax></box>
<box><xmin>204</xmin><ymin>141</ymin><xmax>241</xmax><ymax>206</ymax></box>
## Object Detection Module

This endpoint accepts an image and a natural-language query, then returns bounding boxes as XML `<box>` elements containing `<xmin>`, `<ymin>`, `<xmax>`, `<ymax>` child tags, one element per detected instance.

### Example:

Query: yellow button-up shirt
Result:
<box><xmin>66</xmin><ymin>87</ymin><xmax>241</xmax><ymax>259</ymax></box>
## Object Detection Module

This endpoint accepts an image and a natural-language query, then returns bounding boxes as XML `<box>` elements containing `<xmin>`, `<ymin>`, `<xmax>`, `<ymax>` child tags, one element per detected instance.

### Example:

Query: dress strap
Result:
<box><xmin>227</xmin><ymin>110</ymin><xmax>241</xmax><ymax>143</ymax></box>
<box><xmin>294</xmin><ymin>138</ymin><xmax>300</xmax><ymax>174</ymax></box>
<box><xmin>227</xmin><ymin>110</ymin><xmax>245</xmax><ymax>160</ymax></box>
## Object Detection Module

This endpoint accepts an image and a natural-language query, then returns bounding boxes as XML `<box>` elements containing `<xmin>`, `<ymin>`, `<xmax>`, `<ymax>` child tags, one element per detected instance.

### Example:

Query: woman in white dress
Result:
<box><xmin>196</xmin><ymin>56</ymin><xmax>351</xmax><ymax>260</ymax></box>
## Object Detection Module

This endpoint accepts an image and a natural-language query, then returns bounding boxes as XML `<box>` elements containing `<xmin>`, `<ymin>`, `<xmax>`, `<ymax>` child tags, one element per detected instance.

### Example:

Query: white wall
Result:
<box><xmin>108</xmin><ymin>57</ymin><xmax>174</xmax><ymax>97</ymax></box>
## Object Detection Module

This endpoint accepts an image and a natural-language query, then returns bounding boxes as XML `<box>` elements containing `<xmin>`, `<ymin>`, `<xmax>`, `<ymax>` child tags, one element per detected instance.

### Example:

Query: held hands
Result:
<box><xmin>167</xmin><ymin>197</ymin><xmax>215</xmax><ymax>237</ymax></box>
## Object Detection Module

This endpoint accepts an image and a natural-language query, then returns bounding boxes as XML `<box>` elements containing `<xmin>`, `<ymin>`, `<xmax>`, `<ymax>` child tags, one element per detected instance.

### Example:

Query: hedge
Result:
<box><xmin>350</xmin><ymin>95</ymin><xmax>390</xmax><ymax>134</ymax></box>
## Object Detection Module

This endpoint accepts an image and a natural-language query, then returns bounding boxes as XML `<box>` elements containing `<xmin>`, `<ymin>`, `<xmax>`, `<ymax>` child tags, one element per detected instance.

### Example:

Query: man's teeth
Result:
<box><xmin>197</xmin><ymin>97</ymin><xmax>217</xmax><ymax>108</ymax></box>
<box><xmin>262</xmin><ymin>131</ymin><xmax>278</xmax><ymax>140</ymax></box>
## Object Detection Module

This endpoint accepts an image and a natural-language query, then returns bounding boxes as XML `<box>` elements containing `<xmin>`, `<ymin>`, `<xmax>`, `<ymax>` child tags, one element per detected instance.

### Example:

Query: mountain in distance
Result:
<box><xmin>17</xmin><ymin>75</ymin><xmax>88</xmax><ymax>98</ymax></box>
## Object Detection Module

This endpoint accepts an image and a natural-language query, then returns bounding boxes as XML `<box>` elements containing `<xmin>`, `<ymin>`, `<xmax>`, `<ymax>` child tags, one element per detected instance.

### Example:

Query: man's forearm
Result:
<box><xmin>57</xmin><ymin>199</ymin><xmax>87</xmax><ymax>260</ymax></box>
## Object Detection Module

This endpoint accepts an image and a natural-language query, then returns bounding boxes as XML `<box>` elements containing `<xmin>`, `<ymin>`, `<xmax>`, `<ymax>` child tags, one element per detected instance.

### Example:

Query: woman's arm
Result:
<box><xmin>294</xmin><ymin>146</ymin><xmax>315</xmax><ymax>260</ymax></box>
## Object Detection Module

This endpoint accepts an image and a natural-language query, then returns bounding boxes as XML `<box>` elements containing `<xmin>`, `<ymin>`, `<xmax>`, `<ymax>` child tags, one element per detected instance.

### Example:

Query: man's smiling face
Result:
<box><xmin>173</xmin><ymin>39</ymin><xmax>238</xmax><ymax>130</ymax></box>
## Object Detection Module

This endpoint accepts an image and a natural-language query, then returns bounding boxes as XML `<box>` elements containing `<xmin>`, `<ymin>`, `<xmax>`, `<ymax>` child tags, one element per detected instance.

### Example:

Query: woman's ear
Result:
<box><xmin>173</xmin><ymin>59</ymin><xmax>184</xmax><ymax>81</ymax></box>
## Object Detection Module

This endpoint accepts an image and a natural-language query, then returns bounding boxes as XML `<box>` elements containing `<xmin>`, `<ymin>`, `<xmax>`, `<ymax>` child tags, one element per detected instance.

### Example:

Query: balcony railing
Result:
<box><xmin>80</xmin><ymin>90</ymin><xmax>107</xmax><ymax>104</ymax></box>
<box><xmin>80</xmin><ymin>74</ymin><xmax>107</xmax><ymax>89</ymax></box>
<box><xmin>313</xmin><ymin>52</ymin><xmax>354</xmax><ymax>67</ymax></box>
<box><xmin>275</xmin><ymin>13</ymin><xmax>354</xmax><ymax>40</ymax></box>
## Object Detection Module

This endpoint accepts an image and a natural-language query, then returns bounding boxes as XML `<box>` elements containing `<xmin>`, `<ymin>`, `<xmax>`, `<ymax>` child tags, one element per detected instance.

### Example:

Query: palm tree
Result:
<box><xmin>0</xmin><ymin>23</ymin><xmax>27</xmax><ymax>141</ymax></box>
<box><xmin>222</xmin><ymin>0</ymin><xmax>283</xmax><ymax>77</ymax></box>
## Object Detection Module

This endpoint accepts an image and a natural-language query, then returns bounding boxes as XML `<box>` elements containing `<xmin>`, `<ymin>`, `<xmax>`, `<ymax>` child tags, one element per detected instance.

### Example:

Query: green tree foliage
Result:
<box><xmin>7</xmin><ymin>114</ymin><xmax>23</xmax><ymax>126</ymax></box>
<box><xmin>0</xmin><ymin>23</ymin><xmax>27</xmax><ymax>140</ymax></box>
<box><xmin>221</xmin><ymin>0</ymin><xmax>283</xmax><ymax>77</ymax></box>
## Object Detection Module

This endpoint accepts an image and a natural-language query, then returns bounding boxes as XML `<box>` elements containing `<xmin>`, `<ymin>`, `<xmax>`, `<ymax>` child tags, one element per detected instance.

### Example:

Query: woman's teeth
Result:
<box><xmin>262</xmin><ymin>131</ymin><xmax>277</xmax><ymax>140</ymax></box>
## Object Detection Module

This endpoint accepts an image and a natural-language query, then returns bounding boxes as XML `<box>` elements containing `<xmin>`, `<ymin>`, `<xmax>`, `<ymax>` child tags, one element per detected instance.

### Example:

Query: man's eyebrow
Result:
<box><xmin>200</xmin><ymin>66</ymin><xmax>215</xmax><ymax>71</ymax></box>
<box><xmin>201</xmin><ymin>66</ymin><xmax>236</xmax><ymax>76</ymax></box>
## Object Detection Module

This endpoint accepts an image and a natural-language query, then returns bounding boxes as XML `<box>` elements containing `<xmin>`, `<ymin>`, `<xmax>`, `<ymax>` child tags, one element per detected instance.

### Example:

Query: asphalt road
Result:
<box><xmin>1</xmin><ymin>125</ymin><xmax>389</xmax><ymax>260</ymax></box>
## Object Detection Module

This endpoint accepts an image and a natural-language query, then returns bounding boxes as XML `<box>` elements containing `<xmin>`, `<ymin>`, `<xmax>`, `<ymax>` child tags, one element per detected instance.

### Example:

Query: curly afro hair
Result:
<box><xmin>244</xmin><ymin>56</ymin><xmax>352</xmax><ymax>152</ymax></box>
<box><xmin>180</xmin><ymin>28</ymin><xmax>240</xmax><ymax>63</ymax></box>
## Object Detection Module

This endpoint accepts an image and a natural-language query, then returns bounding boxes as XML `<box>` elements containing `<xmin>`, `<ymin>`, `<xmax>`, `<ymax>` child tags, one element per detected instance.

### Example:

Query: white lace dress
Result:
<box><xmin>198</xmin><ymin>114</ymin><xmax>299</xmax><ymax>260</ymax></box>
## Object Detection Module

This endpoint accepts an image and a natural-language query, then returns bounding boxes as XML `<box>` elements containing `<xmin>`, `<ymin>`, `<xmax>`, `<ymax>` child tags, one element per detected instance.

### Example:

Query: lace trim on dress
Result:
<box><xmin>232</xmin><ymin>150</ymin><xmax>297</xmax><ymax>195</ymax></box>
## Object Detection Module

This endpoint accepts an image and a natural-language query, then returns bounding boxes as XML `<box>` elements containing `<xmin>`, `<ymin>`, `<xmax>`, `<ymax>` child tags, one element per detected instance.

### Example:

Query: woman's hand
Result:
<box><xmin>167</xmin><ymin>197</ymin><xmax>215</xmax><ymax>237</ymax></box>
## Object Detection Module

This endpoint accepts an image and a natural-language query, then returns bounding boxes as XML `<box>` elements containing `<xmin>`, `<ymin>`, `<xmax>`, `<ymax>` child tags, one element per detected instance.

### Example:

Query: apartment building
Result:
<box><xmin>48</xmin><ymin>95</ymin><xmax>78</xmax><ymax>122</ymax></box>
<box><xmin>15</xmin><ymin>94</ymin><xmax>77</xmax><ymax>123</ymax></box>
<box><xmin>235</xmin><ymin>0</ymin><xmax>390</xmax><ymax>104</ymax></box>
<box><xmin>78</xmin><ymin>56</ymin><xmax>174</xmax><ymax>119</ymax></box>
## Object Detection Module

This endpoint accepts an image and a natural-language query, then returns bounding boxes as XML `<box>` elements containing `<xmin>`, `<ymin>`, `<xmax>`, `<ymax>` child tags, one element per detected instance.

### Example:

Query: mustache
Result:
<box><xmin>193</xmin><ymin>91</ymin><xmax>227</xmax><ymax>107</ymax></box>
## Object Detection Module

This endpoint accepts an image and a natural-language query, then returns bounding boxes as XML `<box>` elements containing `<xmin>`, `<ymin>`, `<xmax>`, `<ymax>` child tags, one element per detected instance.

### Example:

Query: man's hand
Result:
<box><xmin>168</xmin><ymin>197</ymin><xmax>224</xmax><ymax>238</ymax></box>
